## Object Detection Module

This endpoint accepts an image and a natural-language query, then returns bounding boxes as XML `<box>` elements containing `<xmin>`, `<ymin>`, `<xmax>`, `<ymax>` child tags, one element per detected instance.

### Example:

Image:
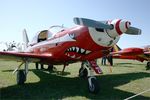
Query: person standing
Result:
<box><xmin>101</xmin><ymin>56</ymin><xmax>107</xmax><ymax>65</ymax></box>
<box><xmin>35</xmin><ymin>63</ymin><xmax>44</xmax><ymax>70</ymax></box>
<box><xmin>107</xmin><ymin>48</ymin><xmax>113</xmax><ymax>66</ymax></box>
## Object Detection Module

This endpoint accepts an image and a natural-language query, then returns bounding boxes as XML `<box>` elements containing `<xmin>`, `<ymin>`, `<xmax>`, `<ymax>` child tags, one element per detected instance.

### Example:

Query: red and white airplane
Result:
<box><xmin>0</xmin><ymin>17</ymin><xmax>141</xmax><ymax>93</ymax></box>
<box><xmin>112</xmin><ymin>45</ymin><xmax>150</xmax><ymax>70</ymax></box>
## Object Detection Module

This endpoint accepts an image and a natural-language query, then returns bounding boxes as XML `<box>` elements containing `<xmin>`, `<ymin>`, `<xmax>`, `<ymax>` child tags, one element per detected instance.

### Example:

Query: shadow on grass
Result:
<box><xmin>2</xmin><ymin>69</ymin><xmax>71</xmax><ymax>76</ymax></box>
<box><xmin>2</xmin><ymin>69</ymin><xmax>31</xmax><ymax>72</ymax></box>
<box><xmin>115</xmin><ymin>62</ymin><xmax>144</xmax><ymax>65</ymax></box>
<box><xmin>1</xmin><ymin>70</ymin><xmax>150</xmax><ymax>100</ymax></box>
<box><xmin>114</xmin><ymin>63</ymin><xmax>145</xmax><ymax>68</ymax></box>
<box><xmin>114</xmin><ymin>63</ymin><xmax>133</xmax><ymax>65</ymax></box>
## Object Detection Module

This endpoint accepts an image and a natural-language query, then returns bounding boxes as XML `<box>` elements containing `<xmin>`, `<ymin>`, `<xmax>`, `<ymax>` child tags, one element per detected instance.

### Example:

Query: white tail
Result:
<box><xmin>23</xmin><ymin>29</ymin><xmax>29</xmax><ymax>49</ymax></box>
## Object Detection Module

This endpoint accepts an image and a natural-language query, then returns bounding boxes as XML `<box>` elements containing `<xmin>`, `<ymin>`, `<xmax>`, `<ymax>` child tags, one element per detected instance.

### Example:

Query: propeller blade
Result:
<box><xmin>125</xmin><ymin>27</ymin><xmax>141</xmax><ymax>35</ymax></box>
<box><xmin>73</xmin><ymin>17</ymin><xmax>113</xmax><ymax>29</ymax></box>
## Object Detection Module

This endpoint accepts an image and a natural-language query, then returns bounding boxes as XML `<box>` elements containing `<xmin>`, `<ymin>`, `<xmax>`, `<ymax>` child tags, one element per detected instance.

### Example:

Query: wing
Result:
<box><xmin>111</xmin><ymin>48</ymin><xmax>150</xmax><ymax>62</ymax></box>
<box><xmin>0</xmin><ymin>51</ymin><xmax>53</xmax><ymax>63</ymax></box>
<box><xmin>111</xmin><ymin>48</ymin><xmax>144</xmax><ymax>56</ymax></box>
<box><xmin>144</xmin><ymin>52</ymin><xmax>150</xmax><ymax>55</ymax></box>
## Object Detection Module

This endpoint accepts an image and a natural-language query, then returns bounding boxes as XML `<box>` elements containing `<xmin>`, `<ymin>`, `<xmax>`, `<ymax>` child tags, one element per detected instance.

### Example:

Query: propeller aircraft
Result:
<box><xmin>112</xmin><ymin>45</ymin><xmax>150</xmax><ymax>70</ymax></box>
<box><xmin>0</xmin><ymin>17</ymin><xmax>141</xmax><ymax>93</ymax></box>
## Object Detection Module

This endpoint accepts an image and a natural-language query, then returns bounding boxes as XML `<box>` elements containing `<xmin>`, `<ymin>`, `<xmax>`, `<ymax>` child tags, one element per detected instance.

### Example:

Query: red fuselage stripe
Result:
<box><xmin>125</xmin><ymin>21</ymin><xmax>129</xmax><ymax>29</ymax></box>
<box><xmin>115</xmin><ymin>20</ymin><xmax>122</xmax><ymax>35</ymax></box>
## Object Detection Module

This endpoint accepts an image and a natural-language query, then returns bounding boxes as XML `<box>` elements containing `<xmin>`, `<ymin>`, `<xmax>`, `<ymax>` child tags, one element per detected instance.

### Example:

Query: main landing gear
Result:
<box><xmin>13</xmin><ymin>61</ymin><xmax>29</xmax><ymax>85</ymax></box>
<box><xmin>79</xmin><ymin>60</ymin><xmax>100</xmax><ymax>94</ymax></box>
<box><xmin>146</xmin><ymin>62</ymin><xmax>150</xmax><ymax>70</ymax></box>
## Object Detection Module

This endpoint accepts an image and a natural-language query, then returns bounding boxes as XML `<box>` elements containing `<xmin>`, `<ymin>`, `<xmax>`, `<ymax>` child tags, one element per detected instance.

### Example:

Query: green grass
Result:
<box><xmin>0</xmin><ymin>59</ymin><xmax>150</xmax><ymax>100</ymax></box>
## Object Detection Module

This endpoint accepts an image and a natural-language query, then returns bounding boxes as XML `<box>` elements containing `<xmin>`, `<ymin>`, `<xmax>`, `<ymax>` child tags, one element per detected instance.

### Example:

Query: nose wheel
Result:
<box><xmin>79</xmin><ymin>60</ymin><xmax>100</xmax><ymax>94</ymax></box>
<box><xmin>88</xmin><ymin>76</ymin><xmax>99</xmax><ymax>94</ymax></box>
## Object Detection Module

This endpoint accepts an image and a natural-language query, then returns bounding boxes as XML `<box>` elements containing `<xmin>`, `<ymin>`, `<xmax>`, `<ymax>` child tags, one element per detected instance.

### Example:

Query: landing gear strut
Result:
<box><xmin>79</xmin><ymin>62</ymin><xmax>88</xmax><ymax>78</ymax></box>
<box><xmin>79</xmin><ymin>60</ymin><xmax>100</xmax><ymax>94</ymax></box>
<box><xmin>146</xmin><ymin>62</ymin><xmax>150</xmax><ymax>70</ymax></box>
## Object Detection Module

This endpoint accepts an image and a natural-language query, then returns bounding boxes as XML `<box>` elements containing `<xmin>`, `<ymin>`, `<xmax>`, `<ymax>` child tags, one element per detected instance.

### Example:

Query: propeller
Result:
<box><xmin>73</xmin><ymin>17</ymin><xmax>141</xmax><ymax>35</ymax></box>
<box><xmin>125</xmin><ymin>26</ymin><xmax>141</xmax><ymax>35</ymax></box>
<box><xmin>73</xmin><ymin>17</ymin><xmax>113</xmax><ymax>29</ymax></box>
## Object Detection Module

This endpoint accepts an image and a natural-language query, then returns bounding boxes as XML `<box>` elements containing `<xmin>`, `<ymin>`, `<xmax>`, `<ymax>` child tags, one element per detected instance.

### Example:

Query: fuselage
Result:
<box><xmin>25</xmin><ymin>26</ymin><xmax>120</xmax><ymax>64</ymax></box>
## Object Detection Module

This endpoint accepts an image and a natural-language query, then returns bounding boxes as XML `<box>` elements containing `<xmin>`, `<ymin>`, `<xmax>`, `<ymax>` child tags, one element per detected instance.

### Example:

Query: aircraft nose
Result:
<box><xmin>119</xmin><ymin>20</ymin><xmax>131</xmax><ymax>33</ymax></box>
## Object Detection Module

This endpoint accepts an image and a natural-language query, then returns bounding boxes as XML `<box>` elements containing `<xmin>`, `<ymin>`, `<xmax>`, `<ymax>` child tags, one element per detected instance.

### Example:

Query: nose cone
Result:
<box><xmin>119</xmin><ymin>20</ymin><xmax>131</xmax><ymax>33</ymax></box>
<box><xmin>106</xmin><ymin>19</ymin><xmax>131</xmax><ymax>37</ymax></box>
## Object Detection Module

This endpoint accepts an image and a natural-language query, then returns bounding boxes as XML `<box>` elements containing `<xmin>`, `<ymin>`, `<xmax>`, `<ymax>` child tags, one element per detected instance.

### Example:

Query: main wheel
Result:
<box><xmin>41</xmin><ymin>64</ymin><xmax>44</xmax><ymax>70</ymax></box>
<box><xmin>47</xmin><ymin>64</ymin><xmax>54</xmax><ymax>71</ymax></box>
<box><xmin>17</xmin><ymin>70</ymin><xmax>26</xmax><ymax>85</ymax></box>
<box><xmin>79</xmin><ymin>67</ymin><xmax>88</xmax><ymax>78</ymax></box>
<box><xmin>35</xmin><ymin>62</ymin><xmax>39</xmax><ymax>69</ymax></box>
<box><xmin>88</xmin><ymin>77</ymin><xmax>99</xmax><ymax>94</ymax></box>
<box><xmin>146</xmin><ymin>62</ymin><xmax>150</xmax><ymax>70</ymax></box>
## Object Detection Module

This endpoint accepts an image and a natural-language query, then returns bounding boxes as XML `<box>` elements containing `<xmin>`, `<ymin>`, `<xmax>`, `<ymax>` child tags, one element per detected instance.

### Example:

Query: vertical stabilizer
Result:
<box><xmin>23</xmin><ymin>29</ymin><xmax>29</xmax><ymax>49</ymax></box>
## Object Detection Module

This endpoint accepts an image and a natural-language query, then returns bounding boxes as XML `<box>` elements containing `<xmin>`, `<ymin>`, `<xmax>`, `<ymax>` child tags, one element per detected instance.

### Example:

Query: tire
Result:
<box><xmin>35</xmin><ymin>63</ymin><xmax>39</xmax><ymax>69</ymax></box>
<box><xmin>17</xmin><ymin>70</ymin><xmax>26</xmax><ymax>85</ymax></box>
<box><xmin>88</xmin><ymin>77</ymin><xmax>99</xmax><ymax>94</ymax></box>
<box><xmin>79</xmin><ymin>67</ymin><xmax>88</xmax><ymax>78</ymax></box>
<box><xmin>146</xmin><ymin>62</ymin><xmax>150</xmax><ymax>70</ymax></box>
<box><xmin>41</xmin><ymin>64</ymin><xmax>44</xmax><ymax>70</ymax></box>
<box><xmin>47</xmin><ymin>64</ymin><xmax>54</xmax><ymax>71</ymax></box>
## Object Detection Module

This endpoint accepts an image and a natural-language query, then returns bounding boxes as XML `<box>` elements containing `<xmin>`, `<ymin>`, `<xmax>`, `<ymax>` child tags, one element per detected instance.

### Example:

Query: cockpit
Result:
<box><xmin>29</xmin><ymin>25</ymin><xmax>66</xmax><ymax>45</ymax></box>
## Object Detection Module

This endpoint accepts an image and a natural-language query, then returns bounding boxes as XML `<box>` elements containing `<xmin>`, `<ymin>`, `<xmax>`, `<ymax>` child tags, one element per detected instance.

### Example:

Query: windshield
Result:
<box><xmin>48</xmin><ymin>25</ymin><xmax>67</xmax><ymax>36</ymax></box>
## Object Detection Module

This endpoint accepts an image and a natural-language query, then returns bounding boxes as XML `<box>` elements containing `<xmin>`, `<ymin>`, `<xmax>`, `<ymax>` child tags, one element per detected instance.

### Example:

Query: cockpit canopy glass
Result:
<box><xmin>48</xmin><ymin>25</ymin><xmax>66</xmax><ymax>36</ymax></box>
<box><xmin>29</xmin><ymin>25</ymin><xmax>67</xmax><ymax>45</ymax></box>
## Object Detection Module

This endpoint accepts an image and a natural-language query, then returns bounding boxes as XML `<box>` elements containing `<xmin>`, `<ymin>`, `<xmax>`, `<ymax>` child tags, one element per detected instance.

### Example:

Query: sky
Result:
<box><xmin>0</xmin><ymin>0</ymin><xmax>149</xmax><ymax>48</ymax></box>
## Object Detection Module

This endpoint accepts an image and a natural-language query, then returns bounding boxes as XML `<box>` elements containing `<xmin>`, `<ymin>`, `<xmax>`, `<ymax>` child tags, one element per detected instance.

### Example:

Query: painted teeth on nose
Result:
<box><xmin>76</xmin><ymin>47</ymin><xmax>79</xmax><ymax>53</ymax></box>
<box><xmin>76</xmin><ymin>56</ymin><xmax>81</xmax><ymax>59</ymax></box>
<box><xmin>74</xmin><ymin>47</ymin><xmax>77</xmax><ymax>52</ymax></box>
<box><xmin>71</xmin><ymin>48</ymin><xmax>73</xmax><ymax>51</ymax></box>
<box><xmin>85</xmin><ymin>50</ymin><xmax>91</xmax><ymax>54</ymax></box>
<box><xmin>70</xmin><ymin>55</ymin><xmax>75</xmax><ymax>58</ymax></box>
<box><xmin>66</xmin><ymin>47</ymin><xmax>91</xmax><ymax>55</ymax></box>
<box><xmin>72</xmin><ymin>47</ymin><xmax>75</xmax><ymax>51</ymax></box>
<box><xmin>67</xmin><ymin>53</ymin><xmax>70</xmax><ymax>57</ymax></box>
<box><xmin>80</xmin><ymin>48</ymin><xmax>86</xmax><ymax>54</ymax></box>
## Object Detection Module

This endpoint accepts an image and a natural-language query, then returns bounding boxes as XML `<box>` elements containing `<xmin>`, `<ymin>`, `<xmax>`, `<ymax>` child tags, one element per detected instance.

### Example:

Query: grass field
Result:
<box><xmin>0</xmin><ymin>59</ymin><xmax>150</xmax><ymax>100</ymax></box>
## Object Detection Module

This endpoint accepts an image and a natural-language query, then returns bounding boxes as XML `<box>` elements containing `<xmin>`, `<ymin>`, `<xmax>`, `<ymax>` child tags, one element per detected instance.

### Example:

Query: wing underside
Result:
<box><xmin>0</xmin><ymin>51</ymin><xmax>52</xmax><ymax>63</ymax></box>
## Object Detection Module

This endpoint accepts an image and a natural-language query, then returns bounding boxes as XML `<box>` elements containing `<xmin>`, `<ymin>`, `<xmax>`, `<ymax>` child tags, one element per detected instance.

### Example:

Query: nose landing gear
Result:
<box><xmin>88</xmin><ymin>76</ymin><xmax>99</xmax><ymax>93</ymax></box>
<box><xmin>79</xmin><ymin>60</ymin><xmax>102</xmax><ymax>94</ymax></box>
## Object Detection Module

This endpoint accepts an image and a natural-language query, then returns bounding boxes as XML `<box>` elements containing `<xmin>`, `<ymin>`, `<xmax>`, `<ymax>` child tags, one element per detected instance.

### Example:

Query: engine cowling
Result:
<box><xmin>106</xmin><ymin>19</ymin><xmax>131</xmax><ymax>38</ymax></box>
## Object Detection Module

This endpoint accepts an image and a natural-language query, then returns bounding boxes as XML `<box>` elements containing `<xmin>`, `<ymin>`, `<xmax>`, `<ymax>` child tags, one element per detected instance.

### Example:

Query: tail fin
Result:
<box><xmin>113</xmin><ymin>45</ymin><xmax>121</xmax><ymax>52</ymax></box>
<box><xmin>23</xmin><ymin>29</ymin><xmax>29</xmax><ymax>49</ymax></box>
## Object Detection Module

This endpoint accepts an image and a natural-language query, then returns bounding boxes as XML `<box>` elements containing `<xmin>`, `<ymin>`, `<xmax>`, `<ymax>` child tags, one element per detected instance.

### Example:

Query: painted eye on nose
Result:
<box><xmin>69</xmin><ymin>33</ymin><xmax>75</xmax><ymax>39</ymax></box>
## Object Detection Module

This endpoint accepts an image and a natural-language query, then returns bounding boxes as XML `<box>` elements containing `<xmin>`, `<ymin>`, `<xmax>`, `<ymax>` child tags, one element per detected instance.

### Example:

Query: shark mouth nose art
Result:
<box><xmin>65</xmin><ymin>47</ymin><xmax>91</xmax><ymax>59</ymax></box>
